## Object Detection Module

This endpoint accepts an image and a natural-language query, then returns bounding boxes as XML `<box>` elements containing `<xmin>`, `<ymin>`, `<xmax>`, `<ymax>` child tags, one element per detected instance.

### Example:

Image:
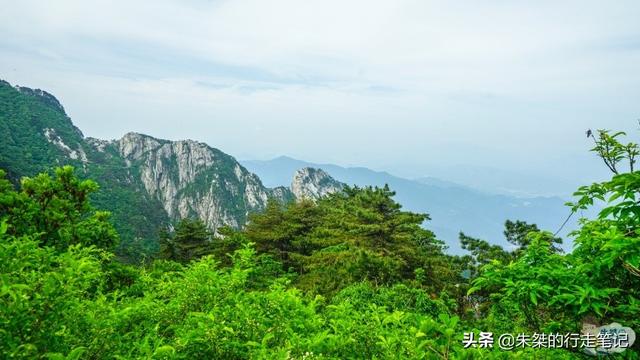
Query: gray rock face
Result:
<box><xmin>85</xmin><ymin>137</ymin><xmax>112</xmax><ymax>152</ymax></box>
<box><xmin>115</xmin><ymin>132</ymin><xmax>282</xmax><ymax>233</ymax></box>
<box><xmin>112</xmin><ymin>136</ymin><xmax>343</xmax><ymax>232</ymax></box>
<box><xmin>43</xmin><ymin>128</ymin><xmax>88</xmax><ymax>163</ymax></box>
<box><xmin>291</xmin><ymin>167</ymin><xmax>344</xmax><ymax>200</ymax></box>
<box><xmin>113</xmin><ymin>133</ymin><xmax>345</xmax><ymax>232</ymax></box>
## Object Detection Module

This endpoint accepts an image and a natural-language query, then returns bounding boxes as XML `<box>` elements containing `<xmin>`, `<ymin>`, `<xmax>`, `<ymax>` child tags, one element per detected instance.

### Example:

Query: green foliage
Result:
<box><xmin>458</xmin><ymin>219</ymin><xmax>561</xmax><ymax>284</ymax></box>
<box><xmin>245</xmin><ymin>185</ymin><xmax>456</xmax><ymax>296</ymax></box>
<box><xmin>459</xmin><ymin>232</ymin><xmax>511</xmax><ymax>271</ymax></box>
<box><xmin>2</xmin><ymin>127</ymin><xmax>640</xmax><ymax>358</ymax></box>
<box><xmin>468</xmin><ymin>129</ymin><xmax>640</xmax><ymax>356</ymax></box>
<box><xmin>0</xmin><ymin>227</ymin><xmax>545</xmax><ymax>359</ymax></box>
<box><xmin>0</xmin><ymin>166</ymin><xmax>118</xmax><ymax>251</ymax></box>
<box><xmin>503</xmin><ymin>219</ymin><xmax>562</xmax><ymax>253</ymax></box>
<box><xmin>159</xmin><ymin>218</ymin><xmax>213</xmax><ymax>263</ymax></box>
<box><xmin>470</xmin><ymin>232</ymin><xmax>578</xmax><ymax>332</ymax></box>
<box><xmin>331</xmin><ymin>282</ymin><xmax>448</xmax><ymax>318</ymax></box>
<box><xmin>587</xmin><ymin>129</ymin><xmax>638</xmax><ymax>174</ymax></box>
<box><xmin>0</xmin><ymin>81</ymin><xmax>84</xmax><ymax>182</ymax></box>
<box><xmin>0</xmin><ymin>228</ymin><xmax>108</xmax><ymax>358</ymax></box>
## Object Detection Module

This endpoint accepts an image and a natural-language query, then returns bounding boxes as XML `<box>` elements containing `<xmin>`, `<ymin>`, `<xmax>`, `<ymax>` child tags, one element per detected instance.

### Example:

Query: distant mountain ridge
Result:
<box><xmin>241</xmin><ymin>156</ymin><xmax>581</xmax><ymax>252</ymax></box>
<box><xmin>0</xmin><ymin>80</ymin><xmax>341</xmax><ymax>256</ymax></box>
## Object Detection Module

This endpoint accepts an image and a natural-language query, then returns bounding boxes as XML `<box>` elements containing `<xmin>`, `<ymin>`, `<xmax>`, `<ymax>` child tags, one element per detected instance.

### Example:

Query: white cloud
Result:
<box><xmin>0</xmin><ymin>0</ymin><xmax>638</xmax><ymax>188</ymax></box>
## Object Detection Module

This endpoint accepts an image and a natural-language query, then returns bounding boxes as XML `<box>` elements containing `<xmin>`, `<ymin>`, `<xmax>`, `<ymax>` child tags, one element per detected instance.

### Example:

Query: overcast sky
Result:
<box><xmin>1</xmin><ymin>0</ymin><xmax>639</xmax><ymax>193</ymax></box>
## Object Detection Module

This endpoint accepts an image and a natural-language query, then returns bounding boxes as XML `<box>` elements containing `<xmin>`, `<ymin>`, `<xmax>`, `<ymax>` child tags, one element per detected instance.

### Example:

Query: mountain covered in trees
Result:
<box><xmin>0</xmin><ymin>80</ymin><xmax>340</xmax><ymax>259</ymax></box>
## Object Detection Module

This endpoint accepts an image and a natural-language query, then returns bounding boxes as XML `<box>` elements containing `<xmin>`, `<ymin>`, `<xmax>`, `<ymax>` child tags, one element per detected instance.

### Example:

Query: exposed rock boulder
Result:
<box><xmin>291</xmin><ymin>167</ymin><xmax>344</xmax><ymax>201</ymax></box>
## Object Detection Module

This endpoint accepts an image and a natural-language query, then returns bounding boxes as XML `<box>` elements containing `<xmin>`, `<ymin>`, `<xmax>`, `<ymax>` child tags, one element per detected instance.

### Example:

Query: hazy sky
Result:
<box><xmin>1</xmin><ymin>0</ymin><xmax>639</xmax><ymax>192</ymax></box>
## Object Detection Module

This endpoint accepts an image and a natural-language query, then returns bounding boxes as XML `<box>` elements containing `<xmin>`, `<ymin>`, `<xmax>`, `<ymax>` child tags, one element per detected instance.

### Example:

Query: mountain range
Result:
<box><xmin>0</xmin><ymin>79</ymin><xmax>582</xmax><ymax>256</ymax></box>
<box><xmin>0</xmin><ymin>80</ymin><xmax>340</xmax><ymax>258</ymax></box>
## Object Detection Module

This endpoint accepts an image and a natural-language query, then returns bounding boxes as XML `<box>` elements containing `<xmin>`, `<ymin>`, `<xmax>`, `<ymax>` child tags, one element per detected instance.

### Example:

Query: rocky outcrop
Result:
<box><xmin>109</xmin><ymin>135</ymin><xmax>344</xmax><ymax>233</ymax></box>
<box><xmin>114</xmin><ymin>132</ymin><xmax>283</xmax><ymax>233</ymax></box>
<box><xmin>43</xmin><ymin>128</ymin><xmax>88</xmax><ymax>163</ymax></box>
<box><xmin>85</xmin><ymin>137</ymin><xmax>112</xmax><ymax>152</ymax></box>
<box><xmin>291</xmin><ymin>167</ymin><xmax>344</xmax><ymax>200</ymax></box>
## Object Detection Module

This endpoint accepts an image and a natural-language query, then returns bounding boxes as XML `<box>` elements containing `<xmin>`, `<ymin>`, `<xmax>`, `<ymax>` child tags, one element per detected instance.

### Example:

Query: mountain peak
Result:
<box><xmin>117</xmin><ymin>132</ymin><xmax>164</xmax><ymax>160</ymax></box>
<box><xmin>273</xmin><ymin>155</ymin><xmax>300</xmax><ymax>162</ymax></box>
<box><xmin>14</xmin><ymin>85</ymin><xmax>66</xmax><ymax>114</ymax></box>
<box><xmin>291</xmin><ymin>167</ymin><xmax>343</xmax><ymax>200</ymax></box>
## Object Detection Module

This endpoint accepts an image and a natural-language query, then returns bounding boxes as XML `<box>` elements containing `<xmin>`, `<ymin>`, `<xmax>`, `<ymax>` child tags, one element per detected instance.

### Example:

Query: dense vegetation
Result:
<box><xmin>0</xmin><ymin>129</ymin><xmax>638</xmax><ymax>359</ymax></box>
<box><xmin>0</xmin><ymin>81</ymin><xmax>84</xmax><ymax>182</ymax></box>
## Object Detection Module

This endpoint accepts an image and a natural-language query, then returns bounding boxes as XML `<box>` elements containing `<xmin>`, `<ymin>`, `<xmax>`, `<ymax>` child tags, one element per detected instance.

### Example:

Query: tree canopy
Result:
<box><xmin>1</xmin><ymin>128</ymin><xmax>639</xmax><ymax>358</ymax></box>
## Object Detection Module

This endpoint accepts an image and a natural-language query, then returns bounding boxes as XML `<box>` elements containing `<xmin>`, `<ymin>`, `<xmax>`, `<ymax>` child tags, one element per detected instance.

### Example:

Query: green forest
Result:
<box><xmin>0</xmin><ymin>129</ymin><xmax>639</xmax><ymax>359</ymax></box>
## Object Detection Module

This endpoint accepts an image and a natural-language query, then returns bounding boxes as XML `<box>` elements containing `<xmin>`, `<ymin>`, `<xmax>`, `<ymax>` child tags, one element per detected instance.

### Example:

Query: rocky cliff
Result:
<box><xmin>291</xmin><ymin>167</ymin><xmax>344</xmax><ymax>200</ymax></box>
<box><xmin>112</xmin><ymin>132</ymin><xmax>291</xmax><ymax>233</ymax></box>
<box><xmin>108</xmin><ymin>133</ymin><xmax>343</xmax><ymax>232</ymax></box>
<box><xmin>0</xmin><ymin>80</ymin><xmax>342</xmax><ymax>247</ymax></box>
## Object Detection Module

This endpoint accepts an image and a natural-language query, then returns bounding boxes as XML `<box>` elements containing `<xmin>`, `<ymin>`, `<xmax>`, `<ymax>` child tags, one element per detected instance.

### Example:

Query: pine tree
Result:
<box><xmin>158</xmin><ymin>218</ymin><xmax>213</xmax><ymax>263</ymax></box>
